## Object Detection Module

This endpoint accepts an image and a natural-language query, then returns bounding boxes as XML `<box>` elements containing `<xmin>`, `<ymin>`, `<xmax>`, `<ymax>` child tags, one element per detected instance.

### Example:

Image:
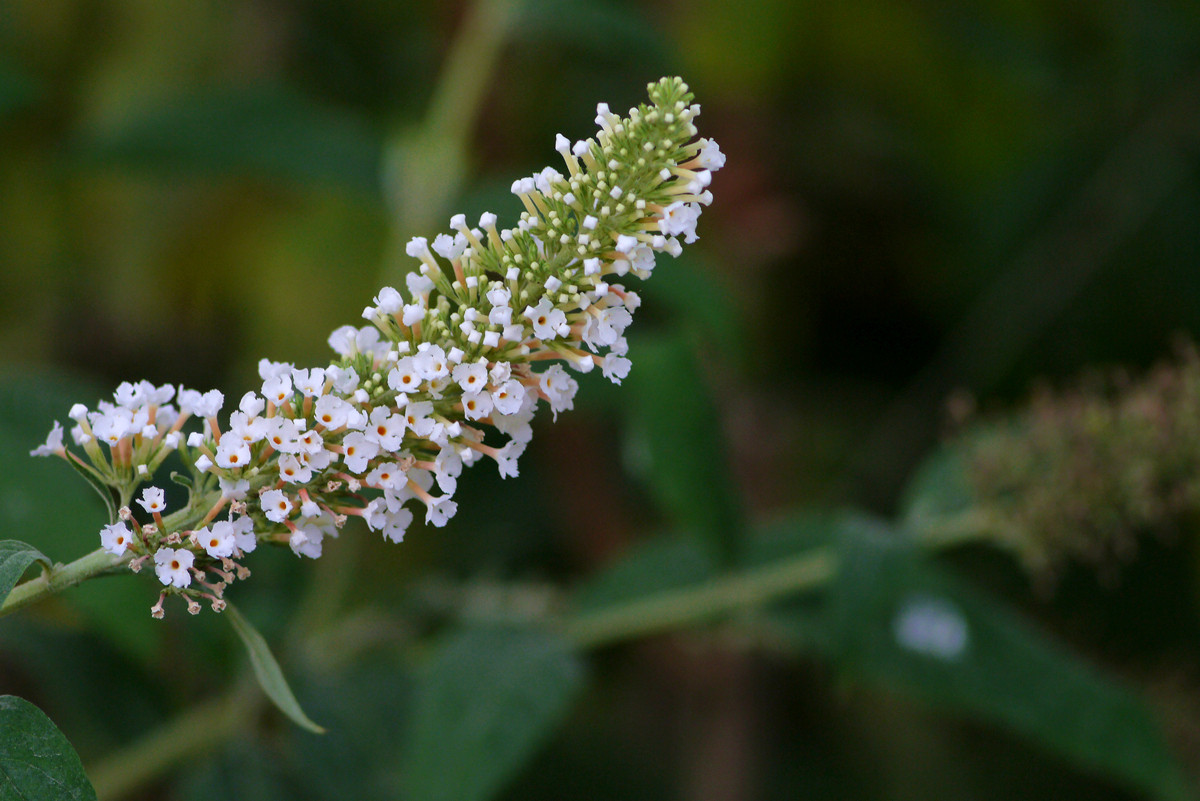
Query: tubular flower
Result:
<box><xmin>30</xmin><ymin>77</ymin><xmax>721</xmax><ymax>616</ymax></box>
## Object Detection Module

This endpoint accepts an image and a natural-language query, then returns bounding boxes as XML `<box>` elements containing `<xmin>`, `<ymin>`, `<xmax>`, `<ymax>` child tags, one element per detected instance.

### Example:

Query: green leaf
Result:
<box><xmin>74</xmin><ymin>85</ymin><xmax>383</xmax><ymax>196</ymax></box>
<box><xmin>0</xmin><ymin>695</ymin><xmax>96</xmax><ymax>801</ymax></box>
<box><xmin>225</xmin><ymin>603</ymin><xmax>325</xmax><ymax>734</ymax></box>
<box><xmin>401</xmin><ymin>626</ymin><xmax>585</xmax><ymax>801</ymax></box>
<box><xmin>830</xmin><ymin>527</ymin><xmax>1192</xmax><ymax>801</ymax></box>
<box><xmin>0</xmin><ymin>541</ymin><xmax>50</xmax><ymax>607</ymax></box>
<box><xmin>625</xmin><ymin>333</ymin><xmax>743</xmax><ymax>563</ymax></box>
<box><xmin>0</xmin><ymin>62</ymin><xmax>37</xmax><ymax>119</ymax></box>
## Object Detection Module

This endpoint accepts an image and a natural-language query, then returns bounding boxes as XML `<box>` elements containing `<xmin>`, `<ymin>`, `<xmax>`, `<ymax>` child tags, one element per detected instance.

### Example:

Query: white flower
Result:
<box><xmin>413</xmin><ymin>345</ymin><xmax>450</xmax><ymax>381</ymax></box>
<box><xmin>491</xmin><ymin>379</ymin><xmax>526</xmax><ymax>415</ymax></box>
<box><xmin>314</xmin><ymin>394</ymin><xmax>352</xmax><ymax>429</ymax></box>
<box><xmin>215</xmin><ymin>438</ymin><xmax>252</xmax><ymax>469</ymax></box>
<box><xmin>660</xmin><ymin>201</ymin><xmax>701</xmax><ymax>244</ymax></box>
<box><xmin>137</xmin><ymin>487</ymin><xmax>166</xmax><ymax>515</ymax></box>
<box><xmin>523</xmin><ymin>298</ymin><xmax>569</xmax><ymax>341</ymax></box>
<box><xmin>425</xmin><ymin>496</ymin><xmax>458</xmax><ymax>527</ymax></box>
<box><xmin>432</xmin><ymin>232</ymin><xmax>466</xmax><ymax>260</ymax></box>
<box><xmin>291</xmin><ymin>367</ymin><xmax>327</xmax><ymax>397</ymax></box>
<box><xmin>460</xmin><ymin>391</ymin><xmax>493</xmax><ymax>421</ymax></box>
<box><xmin>388</xmin><ymin>358</ymin><xmax>422</xmax><ymax>394</ymax></box>
<box><xmin>452</xmin><ymin>361</ymin><xmax>488</xmax><ymax>393</ymax></box>
<box><xmin>100</xmin><ymin>522</ymin><xmax>134</xmax><ymax>556</ymax></box>
<box><xmin>381</xmin><ymin>507</ymin><xmax>414</xmax><ymax>543</ymax></box>
<box><xmin>219</xmin><ymin>477</ymin><xmax>250</xmax><ymax>500</ymax></box>
<box><xmin>539</xmin><ymin>365</ymin><xmax>578</xmax><ymax>419</ymax></box>
<box><xmin>601</xmin><ymin>354</ymin><xmax>632</xmax><ymax>384</ymax></box>
<box><xmin>231</xmin><ymin>515</ymin><xmax>257</xmax><ymax>553</ymax></box>
<box><xmin>154</xmin><ymin>547</ymin><xmax>194</xmax><ymax>588</ymax></box>
<box><xmin>277</xmin><ymin>453</ymin><xmax>313</xmax><ymax>484</ymax></box>
<box><xmin>198</xmin><ymin>521</ymin><xmax>237</xmax><ymax>558</ymax></box>
<box><xmin>695</xmin><ymin>137</ymin><xmax>725</xmax><ymax>170</ymax></box>
<box><xmin>262</xmin><ymin>374</ymin><xmax>293</xmax><ymax>406</ymax></box>
<box><xmin>373</xmin><ymin>286</ymin><xmax>404</xmax><ymax>315</ymax></box>
<box><xmin>366</xmin><ymin>407</ymin><xmax>406</xmax><ymax>451</ymax></box>
<box><xmin>402</xmin><ymin>401</ymin><xmax>435</xmax><ymax>438</ymax></box>
<box><xmin>289</xmin><ymin>525</ymin><xmax>324</xmax><ymax>559</ymax></box>
<box><xmin>366</xmin><ymin>462</ymin><xmax>408</xmax><ymax>491</ymax></box>
<box><xmin>30</xmin><ymin>422</ymin><xmax>64</xmax><ymax>457</ymax></box>
<box><xmin>261</xmin><ymin>489</ymin><xmax>293</xmax><ymax>523</ymax></box>
<box><xmin>341</xmin><ymin>431</ymin><xmax>380</xmax><ymax>474</ymax></box>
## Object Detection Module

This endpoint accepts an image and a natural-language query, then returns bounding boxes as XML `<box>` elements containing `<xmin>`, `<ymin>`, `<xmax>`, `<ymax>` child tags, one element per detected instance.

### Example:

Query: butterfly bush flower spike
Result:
<box><xmin>30</xmin><ymin>77</ymin><xmax>720</xmax><ymax>617</ymax></box>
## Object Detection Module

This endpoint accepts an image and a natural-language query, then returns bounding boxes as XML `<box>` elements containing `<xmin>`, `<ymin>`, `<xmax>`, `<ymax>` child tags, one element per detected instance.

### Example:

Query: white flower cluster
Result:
<box><xmin>30</xmin><ymin>77</ymin><xmax>722</xmax><ymax>617</ymax></box>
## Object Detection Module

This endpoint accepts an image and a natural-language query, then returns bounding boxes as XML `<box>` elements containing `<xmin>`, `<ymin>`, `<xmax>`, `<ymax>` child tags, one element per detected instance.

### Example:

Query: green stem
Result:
<box><xmin>88</xmin><ymin>680</ymin><xmax>259</xmax><ymax>801</ymax></box>
<box><xmin>0</xmin><ymin>548</ymin><xmax>129</xmax><ymax>617</ymax></box>
<box><xmin>564</xmin><ymin>547</ymin><xmax>838</xmax><ymax>650</ymax></box>
<box><xmin>382</xmin><ymin>0</ymin><xmax>524</xmax><ymax>260</ymax></box>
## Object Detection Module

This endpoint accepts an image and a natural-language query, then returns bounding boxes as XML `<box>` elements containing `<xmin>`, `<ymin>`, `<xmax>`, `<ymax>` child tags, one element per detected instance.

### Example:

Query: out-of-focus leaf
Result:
<box><xmin>831</xmin><ymin>526</ymin><xmax>1192</xmax><ymax>801</ymax></box>
<box><xmin>225</xmin><ymin>603</ymin><xmax>325</xmax><ymax>734</ymax></box>
<box><xmin>640</xmin><ymin>252</ymin><xmax>745</xmax><ymax>361</ymax></box>
<box><xmin>516</xmin><ymin>0</ymin><xmax>666</xmax><ymax>59</ymax></box>
<box><xmin>288</xmin><ymin>647</ymin><xmax>414</xmax><ymax>800</ymax></box>
<box><xmin>401</xmin><ymin>626</ymin><xmax>584</xmax><ymax>801</ymax></box>
<box><xmin>0</xmin><ymin>371</ymin><xmax>159</xmax><ymax>664</ymax></box>
<box><xmin>74</xmin><ymin>86</ymin><xmax>383</xmax><ymax>196</ymax></box>
<box><xmin>0</xmin><ymin>541</ymin><xmax>50</xmax><ymax>606</ymax></box>
<box><xmin>0</xmin><ymin>695</ymin><xmax>96</xmax><ymax>801</ymax></box>
<box><xmin>625</xmin><ymin>333</ymin><xmax>743</xmax><ymax>563</ymax></box>
<box><xmin>897</xmin><ymin>442</ymin><xmax>975</xmax><ymax>529</ymax></box>
<box><xmin>748</xmin><ymin>511</ymin><xmax>887</xmax><ymax>656</ymax></box>
<box><xmin>175</xmin><ymin>736</ymin><xmax>293</xmax><ymax>801</ymax></box>
<box><xmin>0</xmin><ymin>62</ymin><xmax>37</xmax><ymax>119</ymax></box>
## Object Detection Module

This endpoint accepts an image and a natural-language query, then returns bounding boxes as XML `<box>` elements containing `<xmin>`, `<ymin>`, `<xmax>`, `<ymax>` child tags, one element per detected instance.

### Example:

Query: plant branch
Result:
<box><xmin>87</xmin><ymin>679</ymin><xmax>259</xmax><ymax>801</ymax></box>
<box><xmin>564</xmin><ymin>547</ymin><xmax>838</xmax><ymax>650</ymax></box>
<box><xmin>0</xmin><ymin>548</ymin><xmax>129</xmax><ymax>618</ymax></box>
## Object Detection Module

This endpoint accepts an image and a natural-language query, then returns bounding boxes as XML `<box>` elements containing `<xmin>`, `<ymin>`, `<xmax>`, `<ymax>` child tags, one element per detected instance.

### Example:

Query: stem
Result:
<box><xmin>88</xmin><ymin>680</ymin><xmax>259</xmax><ymax>801</ymax></box>
<box><xmin>0</xmin><ymin>548</ymin><xmax>129</xmax><ymax>617</ymax></box>
<box><xmin>382</xmin><ymin>0</ymin><xmax>524</xmax><ymax>261</ymax></box>
<box><xmin>564</xmin><ymin>547</ymin><xmax>838</xmax><ymax>650</ymax></box>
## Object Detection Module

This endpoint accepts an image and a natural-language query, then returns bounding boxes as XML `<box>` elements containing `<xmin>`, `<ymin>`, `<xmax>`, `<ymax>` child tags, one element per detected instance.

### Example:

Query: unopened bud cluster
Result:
<box><xmin>30</xmin><ymin>77</ymin><xmax>723</xmax><ymax>617</ymax></box>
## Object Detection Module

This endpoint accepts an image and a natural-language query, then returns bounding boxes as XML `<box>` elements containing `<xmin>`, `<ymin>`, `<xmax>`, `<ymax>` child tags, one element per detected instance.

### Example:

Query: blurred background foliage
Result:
<box><xmin>2</xmin><ymin>0</ymin><xmax>1200</xmax><ymax>799</ymax></box>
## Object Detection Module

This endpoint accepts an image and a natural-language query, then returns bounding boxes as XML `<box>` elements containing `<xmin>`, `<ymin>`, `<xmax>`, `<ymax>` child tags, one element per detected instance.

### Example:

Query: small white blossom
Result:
<box><xmin>154</xmin><ymin>548</ymin><xmax>194</xmax><ymax>588</ymax></box>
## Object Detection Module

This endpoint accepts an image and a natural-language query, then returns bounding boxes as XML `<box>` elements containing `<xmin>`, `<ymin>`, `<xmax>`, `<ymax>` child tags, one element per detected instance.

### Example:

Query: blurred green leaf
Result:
<box><xmin>401</xmin><ymin>626</ymin><xmax>584</xmax><ymax>801</ymax></box>
<box><xmin>625</xmin><ymin>333</ymin><xmax>743</xmax><ymax>563</ymax></box>
<box><xmin>0</xmin><ymin>695</ymin><xmax>96</xmax><ymax>801</ymax></box>
<box><xmin>516</xmin><ymin>0</ymin><xmax>666</xmax><ymax>59</ymax></box>
<box><xmin>176</xmin><ymin>736</ymin><xmax>294</xmax><ymax>801</ymax></box>
<box><xmin>74</xmin><ymin>85</ymin><xmax>383</xmax><ymax>196</ymax></box>
<box><xmin>898</xmin><ymin>442</ymin><xmax>975</xmax><ymax>528</ymax></box>
<box><xmin>0</xmin><ymin>62</ymin><xmax>37</xmax><ymax>119</ymax></box>
<box><xmin>225</xmin><ymin>603</ymin><xmax>325</xmax><ymax>734</ymax></box>
<box><xmin>0</xmin><ymin>541</ymin><xmax>49</xmax><ymax>606</ymax></box>
<box><xmin>831</xmin><ymin>526</ymin><xmax>1192</xmax><ymax>801</ymax></box>
<box><xmin>640</xmin><ymin>253</ymin><xmax>745</xmax><ymax>362</ymax></box>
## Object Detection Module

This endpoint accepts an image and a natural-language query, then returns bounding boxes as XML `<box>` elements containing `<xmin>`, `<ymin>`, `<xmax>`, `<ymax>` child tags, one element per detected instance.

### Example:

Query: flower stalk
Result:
<box><xmin>24</xmin><ymin>77</ymin><xmax>725</xmax><ymax>618</ymax></box>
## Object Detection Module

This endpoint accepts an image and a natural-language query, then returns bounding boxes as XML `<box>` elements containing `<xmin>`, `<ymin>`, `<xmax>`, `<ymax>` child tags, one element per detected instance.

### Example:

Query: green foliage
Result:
<box><xmin>225</xmin><ymin>603</ymin><xmax>325</xmax><ymax>734</ymax></box>
<box><xmin>830</xmin><ymin>525</ymin><xmax>1192</xmax><ymax>801</ymax></box>
<box><xmin>400</xmin><ymin>626</ymin><xmax>585</xmax><ymax>801</ymax></box>
<box><xmin>0</xmin><ymin>541</ymin><xmax>50</xmax><ymax>605</ymax></box>
<box><xmin>0</xmin><ymin>696</ymin><xmax>95</xmax><ymax>801</ymax></box>
<box><xmin>626</xmin><ymin>333</ymin><xmax>743</xmax><ymax>563</ymax></box>
<box><xmin>74</xmin><ymin>86</ymin><xmax>383</xmax><ymax>196</ymax></box>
